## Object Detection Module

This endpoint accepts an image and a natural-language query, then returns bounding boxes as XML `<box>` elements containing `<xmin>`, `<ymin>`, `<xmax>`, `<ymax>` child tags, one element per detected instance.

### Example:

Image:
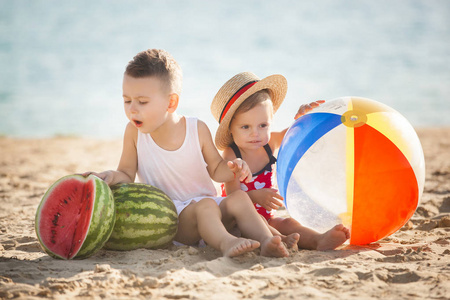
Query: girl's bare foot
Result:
<box><xmin>281</xmin><ymin>233</ymin><xmax>300</xmax><ymax>250</ymax></box>
<box><xmin>260</xmin><ymin>236</ymin><xmax>289</xmax><ymax>257</ymax></box>
<box><xmin>221</xmin><ymin>237</ymin><xmax>260</xmax><ymax>257</ymax></box>
<box><xmin>316</xmin><ymin>224</ymin><xmax>350</xmax><ymax>251</ymax></box>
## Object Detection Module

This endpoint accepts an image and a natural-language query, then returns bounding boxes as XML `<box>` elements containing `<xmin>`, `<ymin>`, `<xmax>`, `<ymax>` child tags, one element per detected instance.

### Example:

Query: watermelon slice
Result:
<box><xmin>35</xmin><ymin>174</ymin><xmax>115</xmax><ymax>259</ymax></box>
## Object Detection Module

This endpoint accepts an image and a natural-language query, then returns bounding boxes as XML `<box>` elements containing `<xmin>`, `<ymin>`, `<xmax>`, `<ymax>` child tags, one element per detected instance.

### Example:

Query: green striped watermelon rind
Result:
<box><xmin>76</xmin><ymin>176</ymin><xmax>115</xmax><ymax>258</ymax></box>
<box><xmin>104</xmin><ymin>183</ymin><xmax>178</xmax><ymax>251</ymax></box>
<box><xmin>35</xmin><ymin>174</ymin><xmax>116</xmax><ymax>259</ymax></box>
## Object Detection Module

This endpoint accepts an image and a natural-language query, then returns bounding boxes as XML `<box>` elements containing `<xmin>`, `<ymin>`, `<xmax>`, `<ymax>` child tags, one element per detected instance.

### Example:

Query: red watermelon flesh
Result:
<box><xmin>37</xmin><ymin>177</ymin><xmax>95</xmax><ymax>259</ymax></box>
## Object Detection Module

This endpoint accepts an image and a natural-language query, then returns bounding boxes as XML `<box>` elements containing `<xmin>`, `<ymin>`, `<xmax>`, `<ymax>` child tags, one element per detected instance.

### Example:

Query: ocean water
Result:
<box><xmin>1</xmin><ymin>0</ymin><xmax>449</xmax><ymax>138</ymax></box>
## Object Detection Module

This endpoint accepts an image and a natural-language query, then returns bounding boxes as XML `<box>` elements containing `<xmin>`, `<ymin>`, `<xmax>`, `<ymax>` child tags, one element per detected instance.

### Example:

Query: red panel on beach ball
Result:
<box><xmin>350</xmin><ymin>124</ymin><xmax>419</xmax><ymax>245</ymax></box>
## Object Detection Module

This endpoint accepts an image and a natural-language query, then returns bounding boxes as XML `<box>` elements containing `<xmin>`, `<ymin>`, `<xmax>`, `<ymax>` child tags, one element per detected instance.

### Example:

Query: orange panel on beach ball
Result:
<box><xmin>351</xmin><ymin>124</ymin><xmax>419</xmax><ymax>245</ymax></box>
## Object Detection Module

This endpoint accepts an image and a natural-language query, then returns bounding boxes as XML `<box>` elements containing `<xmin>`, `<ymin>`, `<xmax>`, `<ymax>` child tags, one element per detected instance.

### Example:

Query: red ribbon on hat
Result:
<box><xmin>219</xmin><ymin>80</ymin><xmax>258</xmax><ymax>123</ymax></box>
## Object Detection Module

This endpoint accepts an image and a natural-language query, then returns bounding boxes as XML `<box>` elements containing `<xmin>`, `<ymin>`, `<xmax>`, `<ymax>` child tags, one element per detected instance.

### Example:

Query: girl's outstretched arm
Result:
<box><xmin>270</xmin><ymin>100</ymin><xmax>325</xmax><ymax>151</ymax></box>
<box><xmin>294</xmin><ymin>100</ymin><xmax>325</xmax><ymax>119</ymax></box>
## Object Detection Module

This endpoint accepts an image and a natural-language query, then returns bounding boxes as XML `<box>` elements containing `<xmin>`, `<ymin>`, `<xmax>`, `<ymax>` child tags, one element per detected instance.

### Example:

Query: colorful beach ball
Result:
<box><xmin>276</xmin><ymin>97</ymin><xmax>425</xmax><ymax>245</ymax></box>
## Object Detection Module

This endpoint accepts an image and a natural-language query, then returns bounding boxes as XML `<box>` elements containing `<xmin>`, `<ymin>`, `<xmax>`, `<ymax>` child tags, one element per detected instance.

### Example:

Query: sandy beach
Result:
<box><xmin>0</xmin><ymin>128</ymin><xmax>449</xmax><ymax>299</ymax></box>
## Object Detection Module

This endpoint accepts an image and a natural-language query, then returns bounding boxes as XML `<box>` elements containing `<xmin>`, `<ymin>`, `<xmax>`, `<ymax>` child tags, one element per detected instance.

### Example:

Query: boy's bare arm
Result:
<box><xmin>222</xmin><ymin>147</ymin><xmax>242</xmax><ymax>194</ymax></box>
<box><xmin>198</xmin><ymin>120</ymin><xmax>251</xmax><ymax>183</ymax></box>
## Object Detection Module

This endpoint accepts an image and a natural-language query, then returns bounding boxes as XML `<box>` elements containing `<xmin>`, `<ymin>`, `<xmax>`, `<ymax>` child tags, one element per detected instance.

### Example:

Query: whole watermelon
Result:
<box><xmin>104</xmin><ymin>183</ymin><xmax>178</xmax><ymax>250</ymax></box>
<box><xmin>35</xmin><ymin>174</ymin><xmax>115</xmax><ymax>259</ymax></box>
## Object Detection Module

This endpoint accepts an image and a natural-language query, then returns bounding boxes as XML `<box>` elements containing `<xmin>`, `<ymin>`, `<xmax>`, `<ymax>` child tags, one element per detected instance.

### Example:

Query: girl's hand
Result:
<box><xmin>227</xmin><ymin>159</ymin><xmax>252</xmax><ymax>183</ymax></box>
<box><xmin>252</xmin><ymin>188</ymin><xmax>284</xmax><ymax>211</ymax></box>
<box><xmin>81</xmin><ymin>170</ymin><xmax>114</xmax><ymax>185</ymax></box>
<box><xmin>294</xmin><ymin>100</ymin><xmax>325</xmax><ymax>119</ymax></box>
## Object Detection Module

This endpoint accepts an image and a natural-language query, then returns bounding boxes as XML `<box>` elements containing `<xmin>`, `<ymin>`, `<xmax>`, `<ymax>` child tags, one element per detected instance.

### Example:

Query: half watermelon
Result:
<box><xmin>35</xmin><ymin>174</ymin><xmax>115</xmax><ymax>259</ymax></box>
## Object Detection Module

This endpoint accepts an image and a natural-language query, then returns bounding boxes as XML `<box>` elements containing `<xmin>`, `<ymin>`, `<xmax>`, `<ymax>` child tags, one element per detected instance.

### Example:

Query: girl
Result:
<box><xmin>211</xmin><ymin>72</ymin><xmax>350</xmax><ymax>250</ymax></box>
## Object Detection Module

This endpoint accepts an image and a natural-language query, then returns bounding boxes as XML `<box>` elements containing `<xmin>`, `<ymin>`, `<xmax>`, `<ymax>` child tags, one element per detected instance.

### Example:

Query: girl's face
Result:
<box><xmin>229</xmin><ymin>100</ymin><xmax>273</xmax><ymax>151</ymax></box>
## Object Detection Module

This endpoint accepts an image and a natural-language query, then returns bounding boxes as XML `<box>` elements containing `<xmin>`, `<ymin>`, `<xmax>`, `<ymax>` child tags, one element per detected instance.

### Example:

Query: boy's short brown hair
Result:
<box><xmin>232</xmin><ymin>89</ymin><xmax>272</xmax><ymax>122</ymax></box>
<box><xmin>125</xmin><ymin>49</ymin><xmax>183</xmax><ymax>95</ymax></box>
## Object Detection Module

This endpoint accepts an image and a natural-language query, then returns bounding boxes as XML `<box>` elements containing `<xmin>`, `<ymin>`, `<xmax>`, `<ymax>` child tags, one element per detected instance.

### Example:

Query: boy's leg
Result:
<box><xmin>174</xmin><ymin>198</ymin><xmax>259</xmax><ymax>257</ymax></box>
<box><xmin>269</xmin><ymin>217</ymin><xmax>350</xmax><ymax>250</ymax></box>
<box><xmin>219</xmin><ymin>190</ymin><xmax>289</xmax><ymax>257</ymax></box>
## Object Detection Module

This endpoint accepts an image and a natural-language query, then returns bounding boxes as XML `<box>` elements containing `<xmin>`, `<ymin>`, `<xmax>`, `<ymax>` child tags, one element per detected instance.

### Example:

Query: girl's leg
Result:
<box><xmin>174</xmin><ymin>198</ymin><xmax>259</xmax><ymax>257</ymax></box>
<box><xmin>263</xmin><ymin>216</ymin><xmax>299</xmax><ymax>250</ymax></box>
<box><xmin>219</xmin><ymin>190</ymin><xmax>289</xmax><ymax>257</ymax></box>
<box><xmin>269</xmin><ymin>217</ymin><xmax>350</xmax><ymax>250</ymax></box>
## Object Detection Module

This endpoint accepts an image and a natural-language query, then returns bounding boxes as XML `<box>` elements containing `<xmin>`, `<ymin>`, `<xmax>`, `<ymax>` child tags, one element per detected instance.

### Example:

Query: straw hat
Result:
<box><xmin>211</xmin><ymin>72</ymin><xmax>287</xmax><ymax>150</ymax></box>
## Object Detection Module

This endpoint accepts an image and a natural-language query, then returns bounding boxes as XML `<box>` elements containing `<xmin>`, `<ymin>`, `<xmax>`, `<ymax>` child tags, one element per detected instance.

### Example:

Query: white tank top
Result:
<box><xmin>136</xmin><ymin>116</ymin><xmax>217</xmax><ymax>202</ymax></box>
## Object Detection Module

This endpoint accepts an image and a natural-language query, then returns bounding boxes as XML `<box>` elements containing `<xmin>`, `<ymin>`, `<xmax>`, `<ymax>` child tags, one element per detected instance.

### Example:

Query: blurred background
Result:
<box><xmin>1</xmin><ymin>0</ymin><xmax>449</xmax><ymax>138</ymax></box>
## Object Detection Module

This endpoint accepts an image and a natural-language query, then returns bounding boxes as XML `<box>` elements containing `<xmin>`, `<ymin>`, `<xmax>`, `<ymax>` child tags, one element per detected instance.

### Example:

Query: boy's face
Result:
<box><xmin>229</xmin><ymin>100</ymin><xmax>273</xmax><ymax>151</ymax></box>
<box><xmin>122</xmin><ymin>74</ymin><xmax>171</xmax><ymax>133</ymax></box>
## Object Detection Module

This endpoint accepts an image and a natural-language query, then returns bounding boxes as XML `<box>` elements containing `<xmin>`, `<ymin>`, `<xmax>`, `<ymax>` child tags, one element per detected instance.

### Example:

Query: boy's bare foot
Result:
<box><xmin>221</xmin><ymin>237</ymin><xmax>260</xmax><ymax>257</ymax></box>
<box><xmin>260</xmin><ymin>236</ymin><xmax>289</xmax><ymax>257</ymax></box>
<box><xmin>281</xmin><ymin>233</ymin><xmax>300</xmax><ymax>250</ymax></box>
<box><xmin>316</xmin><ymin>224</ymin><xmax>350</xmax><ymax>251</ymax></box>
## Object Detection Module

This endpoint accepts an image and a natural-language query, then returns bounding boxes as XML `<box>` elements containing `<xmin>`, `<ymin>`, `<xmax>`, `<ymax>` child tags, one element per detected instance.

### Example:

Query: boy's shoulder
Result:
<box><xmin>124</xmin><ymin>121</ymin><xmax>138</xmax><ymax>141</ymax></box>
<box><xmin>187</xmin><ymin>117</ymin><xmax>213</xmax><ymax>147</ymax></box>
<box><xmin>184</xmin><ymin>116</ymin><xmax>206</xmax><ymax>127</ymax></box>
<box><xmin>195</xmin><ymin>118</ymin><xmax>211</xmax><ymax>135</ymax></box>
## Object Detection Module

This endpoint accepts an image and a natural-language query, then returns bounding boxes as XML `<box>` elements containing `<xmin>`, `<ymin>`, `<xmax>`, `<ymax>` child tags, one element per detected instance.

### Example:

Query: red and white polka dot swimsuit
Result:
<box><xmin>221</xmin><ymin>143</ymin><xmax>277</xmax><ymax>221</ymax></box>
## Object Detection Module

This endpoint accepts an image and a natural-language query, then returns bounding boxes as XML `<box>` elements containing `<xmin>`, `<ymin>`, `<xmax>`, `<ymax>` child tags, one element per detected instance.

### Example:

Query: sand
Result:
<box><xmin>0</xmin><ymin>128</ymin><xmax>449</xmax><ymax>299</ymax></box>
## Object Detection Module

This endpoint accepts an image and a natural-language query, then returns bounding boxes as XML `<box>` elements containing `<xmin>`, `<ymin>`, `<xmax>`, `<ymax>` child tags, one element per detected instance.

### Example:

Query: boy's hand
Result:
<box><xmin>252</xmin><ymin>188</ymin><xmax>284</xmax><ymax>211</ymax></box>
<box><xmin>294</xmin><ymin>100</ymin><xmax>325</xmax><ymax>119</ymax></box>
<box><xmin>227</xmin><ymin>159</ymin><xmax>252</xmax><ymax>183</ymax></box>
<box><xmin>81</xmin><ymin>171</ymin><xmax>114</xmax><ymax>185</ymax></box>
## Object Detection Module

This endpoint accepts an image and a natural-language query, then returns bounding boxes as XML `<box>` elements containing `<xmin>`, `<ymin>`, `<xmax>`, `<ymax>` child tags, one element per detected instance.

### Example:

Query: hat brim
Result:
<box><xmin>215</xmin><ymin>74</ymin><xmax>287</xmax><ymax>150</ymax></box>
